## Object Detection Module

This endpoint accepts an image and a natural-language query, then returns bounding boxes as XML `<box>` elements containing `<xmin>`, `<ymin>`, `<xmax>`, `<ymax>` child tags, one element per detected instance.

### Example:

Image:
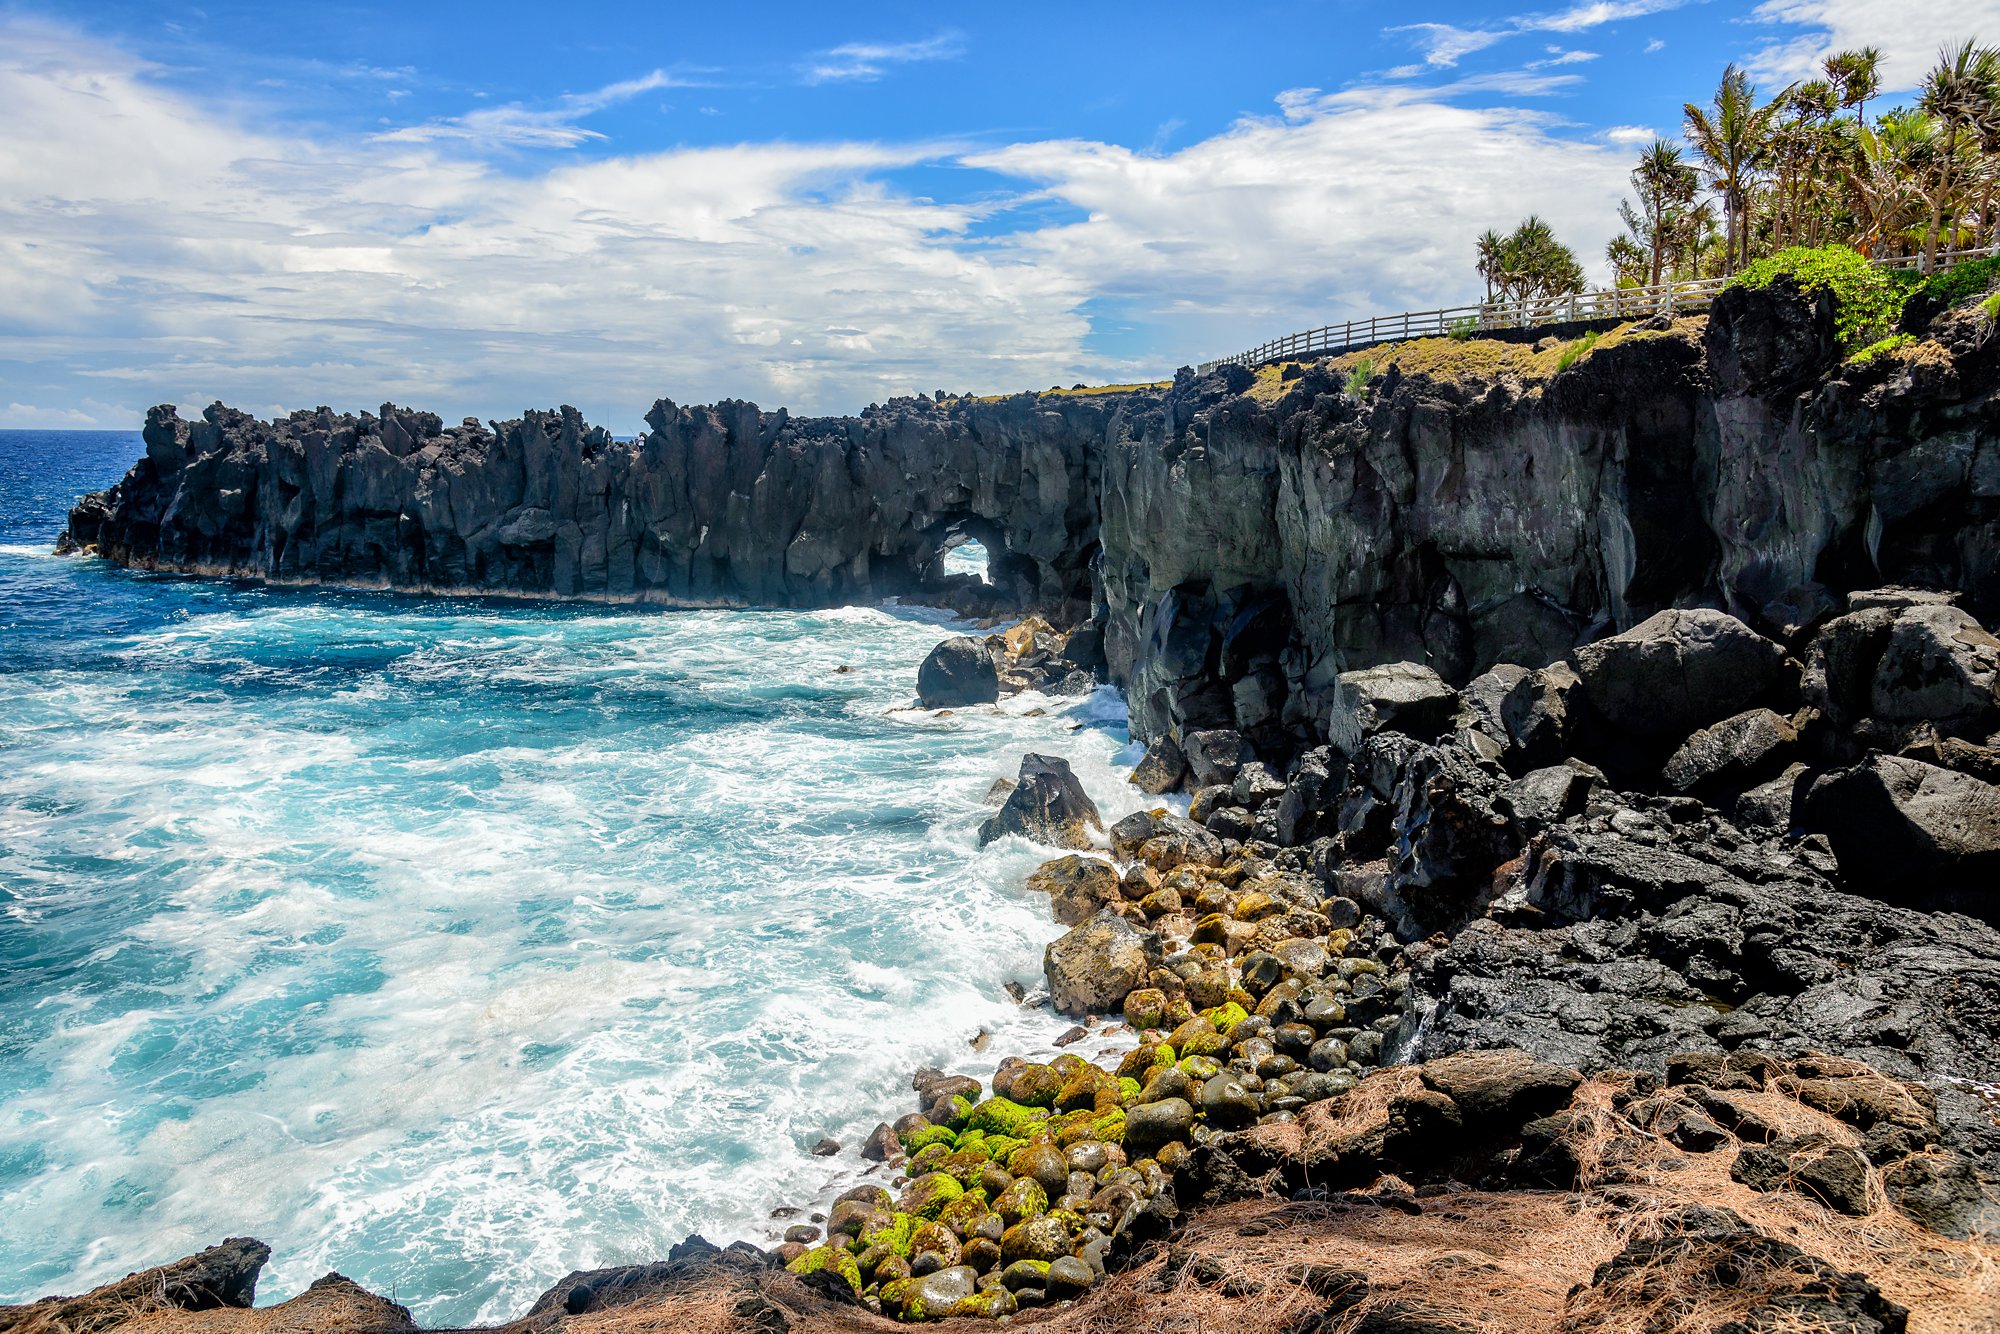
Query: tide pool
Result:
<box><xmin>0</xmin><ymin>430</ymin><xmax>1148</xmax><ymax>1324</ymax></box>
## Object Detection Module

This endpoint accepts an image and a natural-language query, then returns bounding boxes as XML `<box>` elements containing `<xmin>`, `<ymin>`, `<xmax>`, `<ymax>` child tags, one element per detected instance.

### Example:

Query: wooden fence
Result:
<box><xmin>1196</xmin><ymin>245</ymin><xmax>2000</xmax><ymax>375</ymax></box>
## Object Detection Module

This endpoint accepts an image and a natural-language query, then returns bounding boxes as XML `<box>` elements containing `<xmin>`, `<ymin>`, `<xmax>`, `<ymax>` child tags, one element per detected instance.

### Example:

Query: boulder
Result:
<box><xmin>1729</xmin><ymin>1137</ymin><xmax>1871</xmax><ymax>1215</ymax></box>
<box><xmin>1123</xmin><ymin>1097</ymin><xmax>1196</xmax><ymax>1154</ymax></box>
<box><xmin>1329</xmin><ymin>662</ymin><xmax>1458</xmax><ymax>751</ymax></box>
<box><xmin>1869</xmin><ymin>603</ymin><xmax>2000</xmax><ymax>739</ymax></box>
<box><xmin>1801</xmin><ymin>754</ymin><xmax>2000</xmax><ymax>907</ymax></box>
<box><xmin>1024</xmin><ymin>855</ymin><xmax>1122</xmax><ymax>926</ymax></box>
<box><xmin>1183</xmin><ymin>729</ymin><xmax>1252</xmax><ymax>789</ymax></box>
<box><xmin>1043</xmin><ymin>909</ymin><xmax>1156</xmax><ymax>1016</ymax></box>
<box><xmin>917</xmin><ymin>636</ymin><xmax>1000</xmax><ymax>707</ymax></box>
<box><xmin>1130</xmin><ymin>738</ymin><xmax>1188</xmax><ymax>794</ymax></box>
<box><xmin>980</xmin><ymin>754</ymin><xmax>1103</xmax><ymax>849</ymax></box>
<box><xmin>1570</xmin><ymin>609</ymin><xmax>1785</xmax><ymax>740</ymax></box>
<box><xmin>1499</xmin><ymin>661</ymin><xmax>1594</xmax><ymax>769</ymax></box>
<box><xmin>1418</xmin><ymin>1048</ymin><xmax>1582</xmax><ymax>1127</ymax></box>
<box><xmin>1660</xmin><ymin>707</ymin><xmax>1798</xmax><ymax>794</ymax></box>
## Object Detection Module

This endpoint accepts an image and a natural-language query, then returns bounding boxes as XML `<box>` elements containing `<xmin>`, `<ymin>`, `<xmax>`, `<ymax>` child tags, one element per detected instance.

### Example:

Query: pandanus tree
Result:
<box><xmin>1479</xmin><ymin>216</ymin><xmax>1586</xmax><ymax>306</ymax></box>
<box><xmin>1614</xmin><ymin>138</ymin><xmax>1702</xmax><ymax>285</ymax></box>
<box><xmin>1684</xmin><ymin>64</ymin><xmax>1785</xmax><ymax>273</ymax></box>
<box><xmin>1918</xmin><ymin>40</ymin><xmax>2000</xmax><ymax>270</ymax></box>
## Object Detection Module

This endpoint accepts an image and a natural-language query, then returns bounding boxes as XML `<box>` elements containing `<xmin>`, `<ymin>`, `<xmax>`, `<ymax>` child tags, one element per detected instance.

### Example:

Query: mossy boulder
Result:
<box><xmin>1000</xmin><ymin>1259</ymin><xmax>1052</xmax><ymax>1292</ymax></box>
<box><xmin>909</xmin><ymin>1142</ymin><xmax>953</xmax><ymax>1174</ymax></box>
<box><xmin>901</xmin><ymin>1172</ymin><xmax>965</xmax><ymax>1221</ymax></box>
<box><xmin>1000</xmin><ymin>1215</ymin><xmax>1072</xmax><ymax>1265</ymax></box>
<box><xmin>935</xmin><ymin>1190</ymin><xmax>991</xmax><ymax>1239</ymax></box>
<box><xmin>903</xmin><ymin>1123</ymin><xmax>957</xmax><ymax>1154</ymax></box>
<box><xmin>991</xmin><ymin>1176</ymin><xmax>1049</xmax><ymax>1225</ymax></box>
<box><xmin>966</xmin><ymin>1096</ymin><xmax>1046</xmax><ymax>1139</ymax></box>
<box><xmin>861</xmin><ymin>1211</ymin><xmax>921</xmax><ymax>1259</ymax></box>
<box><xmin>939</xmin><ymin>1148</ymin><xmax>991</xmax><ymax>1186</ymax></box>
<box><xmin>1090</xmin><ymin>1107</ymin><xmax>1126</xmax><ymax>1145</ymax></box>
<box><xmin>1007</xmin><ymin>1063</ymin><xmax>1064</xmax><ymax>1109</ymax></box>
<box><xmin>1121</xmin><ymin>987</ymin><xmax>1169</xmax><ymax>1030</ymax></box>
<box><xmin>1055</xmin><ymin>1063</ymin><xmax>1113</xmax><ymax>1113</ymax></box>
<box><xmin>947</xmin><ymin>1287</ymin><xmax>1017</xmax><ymax>1318</ymax></box>
<box><xmin>1008</xmin><ymin>1142</ymin><xmax>1071</xmax><ymax>1195</ymax></box>
<box><xmin>1116</xmin><ymin>1043</ymin><xmax>1174</xmax><ymax>1080</ymax></box>
<box><xmin>1201</xmin><ymin>1001</ymin><xmax>1250</xmax><ymax>1035</ymax></box>
<box><xmin>911</xmin><ymin>1220</ymin><xmax>962</xmax><ymax>1265</ymax></box>
<box><xmin>788</xmin><ymin>1244</ymin><xmax>862</xmax><ymax>1295</ymax></box>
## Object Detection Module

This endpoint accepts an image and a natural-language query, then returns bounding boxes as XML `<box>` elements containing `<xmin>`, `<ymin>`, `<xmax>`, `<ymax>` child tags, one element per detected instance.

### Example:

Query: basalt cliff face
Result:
<box><xmin>63</xmin><ymin>279</ymin><xmax>2000</xmax><ymax>759</ymax></box>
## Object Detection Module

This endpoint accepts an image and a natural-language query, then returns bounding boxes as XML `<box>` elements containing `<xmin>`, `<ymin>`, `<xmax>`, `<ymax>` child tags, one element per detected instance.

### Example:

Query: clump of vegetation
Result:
<box><xmin>1476</xmin><ymin>217</ymin><xmax>1587</xmax><ymax>303</ymax></box>
<box><xmin>1904</xmin><ymin>254</ymin><xmax>2000</xmax><ymax>310</ymax></box>
<box><xmin>1983</xmin><ymin>291</ymin><xmax>2000</xmax><ymax>319</ymax></box>
<box><xmin>1845</xmin><ymin>332</ymin><xmax>1916</xmax><ymax>364</ymax></box>
<box><xmin>1344</xmin><ymin>359</ymin><xmax>1376</xmax><ymax>398</ymax></box>
<box><xmin>1447</xmin><ymin>316</ymin><xmax>1479</xmax><ymax>341</ymax></box>
<box><xmin>1729</xmin><ymin>244</ymin><xmax>1899</xmax><ymax>349</ymax></box>
<box><xmin>1556</xmin><ymin>330</ymin><xmax>1603</xmax><ymax>372</ymax></box>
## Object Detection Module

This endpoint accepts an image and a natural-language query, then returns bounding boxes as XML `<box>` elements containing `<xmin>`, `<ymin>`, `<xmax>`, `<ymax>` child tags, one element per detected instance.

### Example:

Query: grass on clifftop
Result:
<box><xmin>1241</xmin><ymin>317</ymin><xmax>1701</xmax><ymax>402</ymax></box>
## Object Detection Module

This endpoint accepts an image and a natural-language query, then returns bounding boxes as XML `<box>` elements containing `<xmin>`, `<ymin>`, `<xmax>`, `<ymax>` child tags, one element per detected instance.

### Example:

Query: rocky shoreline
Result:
<box><xmin>22</xmin><ymin>275</ymin><xmax>2000</xmax><ymax>1330</ymax></box>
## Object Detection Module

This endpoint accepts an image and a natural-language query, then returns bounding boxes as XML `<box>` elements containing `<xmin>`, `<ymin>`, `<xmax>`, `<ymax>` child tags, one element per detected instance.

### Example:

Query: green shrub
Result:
<box><xmin>1905</xmin><ymin>254</ymin><xmax>2000</xmax><ymax>312</ymax></box>
<box><xmin>1343</xmin><ymin>359</ymin><xmax>1375</xmax><ymax>398</ymax></box>
<box><xmin>1845</xmin><ymin>333</ymin><xmax>1915</xmax><ymax>366</ymax></box>
<box><xmin>1728</xmin><ymin>245</ymin><xmax>1897</xmax><ymax>351</ymax></box>
<box><xmin>1556</xmin><ymin>330</ymin><xmax>1601</xmax><ymax>372</ymax></box>
<box><xmin>1983</xmin><ymin>291</ymin><xmax>2000</xmax><ymax>320</ymax></box>
<box><xmin>1446</xmin><ymin>316</ymin><xmax>1478</xmax><ymax>342</ymax></box>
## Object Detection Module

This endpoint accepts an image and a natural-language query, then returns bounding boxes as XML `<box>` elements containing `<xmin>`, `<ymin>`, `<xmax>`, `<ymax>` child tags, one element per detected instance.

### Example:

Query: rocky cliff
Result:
<box><xmin>63</xmin><ymin>278</ymin><xmax>2000</xmax><ymax>760</ymax></box>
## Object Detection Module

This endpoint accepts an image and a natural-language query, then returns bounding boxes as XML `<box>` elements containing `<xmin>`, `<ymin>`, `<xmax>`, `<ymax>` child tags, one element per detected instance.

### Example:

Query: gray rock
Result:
<box><xmin>1232</xmin><ymin>761</ymin><xmax>1288</xmax><ymax>810</ymax></box>
<box><xmin>979</xmin><ymin>754</ymin><xmax>1103</xmax><ymax>849</ymax></box>
<box><xmin>1329</xmin><ymin>662</ymin><xmax>1458</xmax><ymax>751</ymax></box>
<box><xmin>1801</xmin><ymin>754</ymin><xmax>2000</xmax><ymax>910</ymax></box>
<box><xmin>1870</xmin><ymin>603</ymin><xmax>2000</xmax><ymax>738</ymax></box>
<box><xmin>1130</xmin><ymin>738</ymin><xmax>1187</xmax><ymax>794</ymax></box>
<box><xmin>1123</xmin><ymin>1097</ymin><xmax>1196</xmax><ymax>1154</ymax></box>
<box><xmin>917</xmin><ymin>637</ymin><xmax>998</xmax><ymax>707</ymax></box>
<box><xmin>1660</xmin><ymin>708</ymin><xmax>1798</xmax><ymax>794</ymax></box>
<box><xmin>1183</xmin><ymin>729</ymin><xmax>1252</xmax><ymax>789</ymax></box>
<box><xmin>1023</xmin><ymin>854</ymin><xmax>1122</xmax><ymax>927</ymax></box>
<box><xmin>1044</xmin><ymin>1255</ymin><xmax>1094</xmax><ymax>1299</ymax></box>
<box><xmin>1043</xmin><ymin>910</ymin><xmax>1156</xmax><ymax>1016</ymax></box>
<box><xmin>1198</xmin><ymin>1073</ymin><xmax>1262</xmax><ymax>1128</ymax></box>
<box><xmin>1571</xmin><ymin>609</ymin><xmax>1785</xmax><ymax>740</ymax></box>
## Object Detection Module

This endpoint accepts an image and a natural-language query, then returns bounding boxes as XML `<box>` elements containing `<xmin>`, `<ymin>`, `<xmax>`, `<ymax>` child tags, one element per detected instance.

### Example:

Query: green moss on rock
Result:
<box><xmin>1201</xmin><ymin>1002</ymin><xmax>1250</xmax><ymax>1035</ymax></box>
<box><xmin>788</xmin><ymin>1244</ymin><xmax>862</xmax><ymax>1295</ymax></box>
<box><xmin>966</xmin><ymin>1096</ymin><xmax>1047</xmax><ymax>1139</ymax></box>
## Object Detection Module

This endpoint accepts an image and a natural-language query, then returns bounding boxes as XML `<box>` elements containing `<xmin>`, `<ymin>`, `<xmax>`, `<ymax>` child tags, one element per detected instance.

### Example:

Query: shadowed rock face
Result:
<box><xmin>62</xmin><ymin>393</ymin><xmax>1117</xmax><ymax>620</ymax></box>
<box><xmin>62</xmin><ymin>282</ymin><xmax>2000</xmax><ymax>754</ymax></box>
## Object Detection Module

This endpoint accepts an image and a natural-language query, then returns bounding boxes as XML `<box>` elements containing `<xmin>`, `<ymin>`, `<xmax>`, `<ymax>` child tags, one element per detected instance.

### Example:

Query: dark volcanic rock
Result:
<box><xmin>1570</xmin><ymin>609</ymin><xmax>1786</xmax><ymax>741</ymax></box>
<box><xmin>979</xmin><ymin>754</ymin><xmax>1103</xmax><ymax>849</ymax></box>
<box><xmin>917</xmin><ymin>637</ymin><xmax>999</xmax><ymax>707</ymax></box>
<box><xmin>1800</xmin><ymin>754</ymin><xmax>2000</xmax><ymax>913</ymax></box>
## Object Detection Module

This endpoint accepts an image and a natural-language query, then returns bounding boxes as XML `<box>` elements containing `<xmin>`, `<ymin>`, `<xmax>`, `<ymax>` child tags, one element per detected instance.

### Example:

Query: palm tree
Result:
<box><xmin>1474</xmin><ymin>229</ymin><xmax>1506</xmax><ymax>302</ymax></box>
<box><xmin>1684</xmin><ymin>64</ymin><xmax>1785</xmax><ymax>272</ymax></box>
<box><xmin>1824</xmin><ymin>47</ymin><xmax>1882</xmax><ymax>123</ymax></box>
<box><xmin>1918</xmin><ymin>40</ymin><xmax>2000</xmax><ymax>270</ymax></box>
<box><xmin>1843</xmin><ymin>111</ymin><xmax>1940</xmax><ymax>257</ymax></box>
<box><xmin>1623</xmin><ymin>138</ymin><xmax>1702</xmax><ymax>285</ymax></box>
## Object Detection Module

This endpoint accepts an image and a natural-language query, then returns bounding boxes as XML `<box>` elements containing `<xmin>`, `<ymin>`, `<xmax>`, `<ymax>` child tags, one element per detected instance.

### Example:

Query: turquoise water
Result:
<box><xmin>0</xmin><ymin>431</ymin><xmax>1146</xmax><ymax>1324</ymax></box>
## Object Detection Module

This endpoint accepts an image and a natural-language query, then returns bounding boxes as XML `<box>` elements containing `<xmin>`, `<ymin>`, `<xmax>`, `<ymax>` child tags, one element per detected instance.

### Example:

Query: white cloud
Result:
<box><xmin>1645</xmin><ymin>37</ymin><xmax>1667</xmax><ymax>52</ymax></box>
<box><xmin>0</xmin><ymin>17</ymin><xmax>1636</xmax><ymax>424</ymax></box>
<box><xmin>1604</xmin><ymin>123</ymin><xmax>1661</xmax><ymax>143</ymax></box>
<box><xmin>1750</xmin><ymin>0</ymin><xmax>2000</xmax><ymax>90</ymax></box>
<box><xmin>801</xmin><ymin>33</ymin><xmax>963</xmax><ymax>84</ymax></box>
<box><xmin>377</xmin><ymin>70</ymin><xmax>681</xmax><ymax>148</ymax></box>
<box><xmin>1394</xmin><ymin>0</ymin><xmax>1687</xmax><ymax>66</ymax></box>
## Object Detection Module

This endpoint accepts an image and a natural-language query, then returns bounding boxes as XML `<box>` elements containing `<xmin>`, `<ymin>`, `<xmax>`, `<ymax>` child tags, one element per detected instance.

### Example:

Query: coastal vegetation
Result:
<box><xmin>1476</xmin><ymin>39</ymin><xmax>2000</xmax><ymax>300</ymax></box>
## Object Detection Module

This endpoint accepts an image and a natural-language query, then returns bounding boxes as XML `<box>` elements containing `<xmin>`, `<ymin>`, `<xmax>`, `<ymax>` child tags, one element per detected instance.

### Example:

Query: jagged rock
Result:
<box><xmin>6</xmin><ymin>1238</ymin><xmax>270</xmax><ymax>1334</ymax></box>
<box><xmin>1183</xmin><ymin>729</ymin><xmax>1253</xmax><ymax>788</ymax></box>
<box><xmin>1329</xmin><ymin>662</ymin><xmax>1458</xmax><ymax>751</ymax></box>
<box><xmin>1495</xmin><ymin>761</ymin><xmax>1599</xmax><ymax>835</ymax></box>
<box><xmin>1729</xmin><ymin>1137</ymin><xmax>1871</xmax><ymax>1215</ymax></box>
<box><xmin>917</xmin><ymin>637</ymin><xmax>999</xmax><ymax>707</ymax></box>
<box><xmin>1043</xmin><ymin>909</ymin><xmax>1156</xmax><ymax>1016</ymax></box>
<box><xmin>1231</xmin><ymin>761</ymin><xmax>1287</xmax><ymax>810</ymax></box>
<box><xmin>1024</xmin><ymin>854</ymin><xmax>1122</xmax><ymax>926</ymax></box>
<box><xmin>979</xmin><ymin>754</ymin><xmax>1103</xmax><ymax>849</ymax></box>
<box><xmin>1500</xmin><ymin>662</ymin><xmax>1594</xmax><ymax>770</ymax></box>
<box><xmin>1130</xmin><ymin>738</ymin><xmax>1188</xmax><ymax>794</ymax></box>
<box><xmin>1570</xmin><ymin>609</ymin><xmax>1786</xmax><ymax>741</ymax></box>
<box><xmin>1660</xmin><ymin>707</ymin><xmax>1798</xmax><ymax>794</ymax></box>
<box><xmin>1800</xmin><ymin>754</ymin><xmax>2000</xmax><ymax>910</ymax></box>
<box><xmin>1273</xmin><ymin>746</ymin><xmax>1346</xmax><ymax>846</ymax></box>
<box><xmin>1135</xmin><ymin>814</ymin><xmax>1225</xmax><ymax>870</ymax></box>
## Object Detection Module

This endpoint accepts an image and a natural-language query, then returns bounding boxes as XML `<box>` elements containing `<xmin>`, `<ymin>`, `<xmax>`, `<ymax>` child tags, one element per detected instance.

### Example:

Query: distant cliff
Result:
<box><xmin>64</xmin><ymin>278</ymin><xmax>2000</xmax><ymax>752</ymax></box>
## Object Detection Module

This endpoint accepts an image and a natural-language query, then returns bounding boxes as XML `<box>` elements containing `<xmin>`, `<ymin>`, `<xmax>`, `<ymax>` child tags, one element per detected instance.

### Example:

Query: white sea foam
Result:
<box><xmin>0</xmin><ymin>593</ymin><xmax>1154</xmax><ymax>1324</ymax></box>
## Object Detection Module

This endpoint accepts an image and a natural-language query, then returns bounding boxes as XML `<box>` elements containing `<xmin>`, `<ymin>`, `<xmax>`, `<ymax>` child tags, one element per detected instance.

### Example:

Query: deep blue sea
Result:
<box><xmin>0</xmin><ymin>430</ymin><xmax>1147</xmax><ymax>1324</ymax></box>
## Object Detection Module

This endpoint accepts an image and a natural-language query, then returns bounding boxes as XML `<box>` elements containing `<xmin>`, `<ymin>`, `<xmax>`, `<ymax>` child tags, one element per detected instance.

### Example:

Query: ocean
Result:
<box><xmin>0</xmin><ymin>429</ymin><xmax>1149</xmax><ymax>1325</ymax></box>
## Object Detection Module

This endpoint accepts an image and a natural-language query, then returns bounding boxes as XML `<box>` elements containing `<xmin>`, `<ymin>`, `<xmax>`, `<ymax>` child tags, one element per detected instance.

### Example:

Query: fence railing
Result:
<box><xmin>1195</xmin><ymin>245</ymin><xmax>2000</xmax><ymax>375</ymax></box>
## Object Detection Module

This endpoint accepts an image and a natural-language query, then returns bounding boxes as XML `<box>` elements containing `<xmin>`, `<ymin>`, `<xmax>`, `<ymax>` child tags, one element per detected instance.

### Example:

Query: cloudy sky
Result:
<box><xmin>3</xmin><ymin>0</ymin><xmax>1996</xmax><ymax>430</ymax></box>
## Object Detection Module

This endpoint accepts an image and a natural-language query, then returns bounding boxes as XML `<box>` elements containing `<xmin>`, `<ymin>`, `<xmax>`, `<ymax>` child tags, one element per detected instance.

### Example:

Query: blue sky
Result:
<box><xmin>3</xmin><ymin>0</ymin><xmax>1995</xmax><ymax>428</ymax></box>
